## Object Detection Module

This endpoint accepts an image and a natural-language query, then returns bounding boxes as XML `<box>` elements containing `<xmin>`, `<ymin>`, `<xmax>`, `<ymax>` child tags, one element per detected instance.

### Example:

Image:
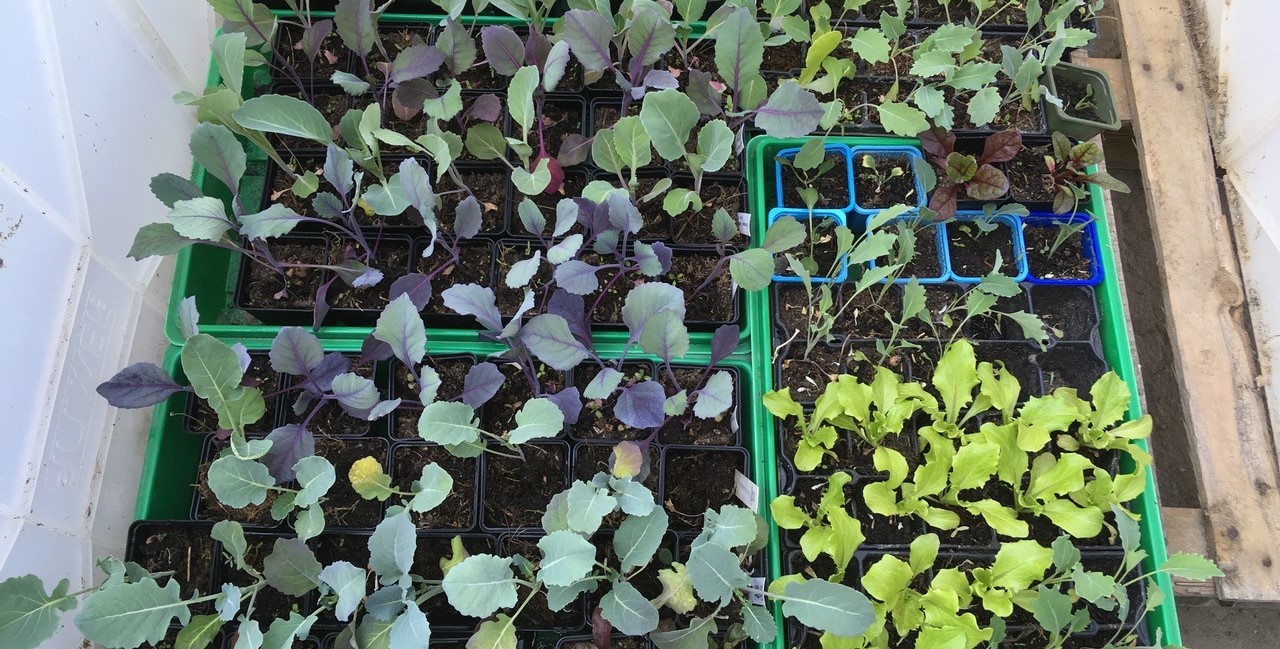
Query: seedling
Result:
<box><xmin>918</xmin><ymin>128</ymin><xmax>1024</xmax><ymax>219</ymax></box>
<box><xmin>1044</xmin><ymin>131</ymin><xmax>1131</xmax><ymax>213</ymax></box>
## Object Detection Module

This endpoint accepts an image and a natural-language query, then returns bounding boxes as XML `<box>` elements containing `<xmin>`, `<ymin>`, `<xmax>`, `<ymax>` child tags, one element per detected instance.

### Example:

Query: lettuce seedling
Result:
<box><xmin>770</xmin><ymin>472</ymin><xmax>864</xmax><ymax>581</ymax></box>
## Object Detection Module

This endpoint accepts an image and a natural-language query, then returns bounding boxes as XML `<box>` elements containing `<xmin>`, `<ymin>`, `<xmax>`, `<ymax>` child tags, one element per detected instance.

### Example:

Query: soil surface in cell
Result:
<box><xmin>131</xmin><ymin>527</ymin><xmax>216</xmax><ymax>609</ymax></box>
<box><xmin>664</xmin><ymin>449</ymin><xmax>741</xmax><ymax>531</ymax></box>
<box><xmin>484</xmin><ymin>444</ymin><xmax>567</xmax><ymax>529</ymax></box>
<box><xmin>1026</xmin><ymin>224</ymin><xmax>1093</xmax><ymax>280</ymax></box>
<box><xmin>393</xmin><ymin>444</ymin><xmax>477</xmax><ymax>529</ymax></box>
<box><xmin>780</xmin><ymin>153</ymin><xmax>850</xmax><ymax>209</ymax></box>
<box><xmin>244</xmin><ymin>241</ymin><xmax>327</xmax><ymax>310</ymax></box>
<box><xmin>948</xmin><ymin>220</ymin><xmax>1016</xmax><ymax>278</ymax></box>
<box><xmin>1056</xmin><ymin>77</ymin><xmax>1105</xmax><ymax>122</ymax></box>
<box><xmin>1007</xmin><ymin>145</ymin><xmax>1055</xmax><ymax>202</ymax></box>
<box><xmin>855</xmin><ymin>152</ymin><xmax>918</xmax><ymax>210</ymax></box>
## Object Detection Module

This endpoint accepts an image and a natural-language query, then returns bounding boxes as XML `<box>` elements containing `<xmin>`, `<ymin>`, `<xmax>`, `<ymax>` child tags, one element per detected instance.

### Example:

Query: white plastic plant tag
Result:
<box><xmin>735</xmin><ymin>470</ymin><xmax>759</xmax><ymax>512</ymax></box>
<box><xmin>749</xmin><ymin>577</ymin><xmax>767</xmax><ymax>605</ymax></box>
<box><xmin>736</xmin><ymin>212</ymin><xmax>752</xmax><ymax>237</ymax></box>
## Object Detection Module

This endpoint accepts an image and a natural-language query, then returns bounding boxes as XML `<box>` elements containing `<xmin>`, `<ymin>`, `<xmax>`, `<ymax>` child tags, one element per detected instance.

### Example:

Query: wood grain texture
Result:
<box><xmin>1116</xmin><ymin>0</ymin><xmax>1280</xmax><ymax>603</ymax></box>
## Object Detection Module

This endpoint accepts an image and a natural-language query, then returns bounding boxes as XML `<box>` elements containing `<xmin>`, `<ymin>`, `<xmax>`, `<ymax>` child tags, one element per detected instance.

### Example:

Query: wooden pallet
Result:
<box><xmin>1077</xmin><ymin>0</ymin><xmax>1280</xmax><ymax>605</ymax></box>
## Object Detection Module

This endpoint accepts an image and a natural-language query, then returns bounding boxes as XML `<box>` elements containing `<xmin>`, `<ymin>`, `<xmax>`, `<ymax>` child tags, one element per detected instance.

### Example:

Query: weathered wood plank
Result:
<box><xmin>1115</xmin><ymin>0</ymin><xmax>1280</xmax><ymax>603</ymax></box>
<box><xmin>1161</xmin><ymin>507</ymin><xmax>1219</xmax><ymax>600</ymax></box>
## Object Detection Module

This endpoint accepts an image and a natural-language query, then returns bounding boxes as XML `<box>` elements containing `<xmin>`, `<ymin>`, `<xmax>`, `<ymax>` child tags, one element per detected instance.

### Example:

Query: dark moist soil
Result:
<box><xmin>437</xmin><ymin>171</ymin><xmax>506</xmax><ymax>235</ymax></box>
<box><xmin>393</xmin><ymin>356</ymin><xmax>476</xmax><ymax>439</ymax></box>
<box><xmin>974</xmin><ymin>343</ymin><xmax>1042</xmax><ymax>401</ymax></box>
<box><xmin>854</xmin><ymin>482</ymin><xmax>922</xmax><ymax>545</ymax></box>
<box><xmin>1057</xmin><ymin>77</ymin><xmax>1104</xmax><ymax>122</ymax></box>
<box><xmin>327</xmin><ymin>238</ymin><xmax>411</xmax><ymax>310</ymax></box>
<box><xmin>671</xmin><ymin>180</ymin><xmax>744</xmax><ymax>245</ymax></box>
<box><xmin>880</xmin><ymin>221</ymin><xmax>943</xmax><ymax>279</ymax></box>
<box><xmin>846</xmin><ymin>343</ymin><xmax>907</xmax><ymax>384</ymax></box>
<box><xmin>130</xmin><ymin>527</ymin><xmax>216</xmax><ymax>610</ymax></box>
<box><xmin>761</xmin><ymin>39</ymin><xmax>804</xmax><ymax>72</ymax></box>
<box><xmin>1033</xmin><ymin>285</ymin><xmax>1098</xmax><ymax>341</ymax></box>
<box><xmin>947</xmin><ymin>220</ymin><xmax>1016</xmax><ymax>278</ymax></box>
<box><xmin>984</xmin><ymin>0</ymin><xmax>1050</xmax><ymax>26</ymax></box>
<box><xmin>315</xmin><ymin>437</ymin><xmax>388</xmax><ymax>527</ymax></box>
<box><xmin>483</xmin><ymin>444</ymin><xmax>569</xmax><ymax>529</ymax></box>
<box><xmin>837</xmin><ymin>286</ymin><xmax>904</xmax><ymax>340</ymax></box>
<box><xmin>278</xmin><ymin>24</ymin><xmax>344</xmax><ymax>79</ymax></box>
<box><xmin>778</xmin><ymin>345</ymin><xmax>842</xmax><ymax>402</ymax></box>
<box><xmin>286</xmin><ymin>357</ymin><xmax>380</xmax><ymax>437</ymax></box>
<box><xmin>855</xmin><ymin>152</ymin><xmax>918</xmax><ymax>210</ymax></box>
<box><xmin>496</xmin><ymin>242</ymin><xmax>554</xmax><ymax>314</ymax></box>
<box><xmin>902</xmin><ymin>285</ymin><xmax>965</xmax><ymax>340</ymax></box>
<box><xmin>417</xmin><ymin>241</ymin><xmax>495</xmax><ymax>315</ymax></box>
<box><xmin>532</xmin><ymin>171</ymin><xmax>587</xmax><ymax>215</ymax></box>
<box><xmin>197</xmin><ymin>455</ymin><xmax>279</xmax><ymax>526</ymax></box>
<box><xmin>966</xmin><ymin>287</ymin><xmax>1030</xmax><ymax>340</ymax></box>
<box><xmin>482</xmin><ymin>362</ymin><xmax>566</xmax><ymax>436</ymax></box>
<box><xmin>187</xmin><ymin>354</ymin><xmax>281</xmax><ymax>434</ymax></box>
<box><xmin>659</xmin><ymin>368</ymin><xmax>738</xmax><ymax>445</ymax></box>
<box><xmin>501</xmin><ymin>536</ymin><xmax>586</xmax><ymax>628</ymax></box>
<box><xmin>244</xmin><ymin>241</ymin><xmax>327</xmax><ymax>310</ymax></box>
<box><xmin>916</xmin><ymin>1</ymin><xmax>969</xmax><ymax>22</ymax></box>
<box><xmin>228</xmin><ymin>535</ymin><xmax>314</xmax><ymax>624</ymax></box>
<box><xmin>456</xmin><ymin>62</ymin><xmax>510</xmax><ymax>90</ymax></box>
<box><xmin>270</xmin><ymin>159</ymin><xmax>323</xmax><ymax>215</ymax></box>
<box><xmin>573</xmin><ymin>363</ymin><xmax>653</xmax><ymax>442</ymax></box>
<box><xmin>1007</xmin><ymin>145</ymin><xmax>1055</xmax><ymax>202</ymax></box>
<box><xmin>573</xmin><ymin>442</ymin><xmax>659</xmax><ymax>492</ymax></box>
<box><xmin>663</xmin><ymin>449</ymin><xmax>741</xmax><ymax>531</ymax></box>
<box><xmin>671</xmin><ymin>253</ymin><xmax>736</xmax><ymax>323</ymax></box>
<box><xmin>780</xmin><ymin>152</ymin><xmax>851</xmax><ymax>209</ymax></box>
<box><xmin>1038</xmin><ymin>344</ymin><xmax>1107</xmax><ymax>397</ymax></box>
<box><xmin>1026</xmin><ymin>224</ymin><xmax>1094</xmax><ymax>280</ymax></box>
<box><xmin>393</xmin><ymin>444</ymin><xmax>477</xmax><ymax>529</ymax></box>
<box><xmin>412</xmin><ymin>535</ymin><xmax>497</xmax><ymax>626</ymax></box>
<box><xmin>537</xmin><ymin>101</ymin><xmax>585</xmax><ymax>159</ymax></box>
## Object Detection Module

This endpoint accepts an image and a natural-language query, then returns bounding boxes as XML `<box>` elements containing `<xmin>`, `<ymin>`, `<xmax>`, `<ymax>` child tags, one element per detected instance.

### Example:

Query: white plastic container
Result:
<box><xmin>0</xmin><ymin>1</ymin><xmax>212</xmax><ymax>645</ymax></box>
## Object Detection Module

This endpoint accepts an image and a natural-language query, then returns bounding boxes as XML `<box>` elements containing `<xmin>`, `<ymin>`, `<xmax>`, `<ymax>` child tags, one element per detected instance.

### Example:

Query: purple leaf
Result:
<box><xmin>311</xmin><ymin>353</ymin><xmax>351</xmax><ymax>392</ymax></box>
<box><xmin>313</xmin><ymin>278</ymin><xmax>333</xmax><ymax>332</ymax></box>
<box><xmin>391</xmin><ymin>45</ymin><xmax>445</xmax><ymax>83</ymax></box>
<box><xmin>561</xmin><ymin>10</ymin><xmax>614</xmax><ymax>73</ymax></box>
<box><xmin>614</xmin><ymin>380</ymin><xmax>667</xmax><ymax>429</ymax></box>
<box><xmin>754</xmin><ymin>81</ymin><xmax>825</xmax><ymax>138</ymax></box>
<box><xmin>360</xmin><ymin>335</ymin><xmax>394</xmax><ymax>364</ymax></box>
<box><xmin>643</xmin><ymin>69</ymin><xmax>680</xmax><ymax>91</ymax></box>
<box><xmin>481</xmin><ymin>25</ymin><xmax>525</xmax><ymax>76</ymax></box>
<box><xmin>525</xmin><ymin>29</ymin><xmax>552</xmax><ymax>68</ymax></box>
<box><xmin>454</xmin><ymin>196</ymin><xmax>482</xmax><ymax>239</ymax></box>
<box><xmin>230</xmin><ymin>343</ymin><xmax>252</xmax><ymax>372</ymax></box>
<box><xmin>607</xmin><ymin>191</ymin><xmax>642</xmax><ymax>234</ymax></box>
<box><xmin>392</xmin><ymin>79</ymin><xmax>434</xmax><ymax>121</ymax></box>
<box><xmin>263</xmin><ymin>424</ymin><xmax>315</xmax><ymax>482</ymax></box>
<box><xmin>270</xmin><ymin>327</ymin><xmax>324</xmax><ymax>376</ymax></box>
<box><xmin>687</xmin><ymin>69</ymin><xmax>724</xmax><ymax>115</ymax></box>
<box><xmin>389</xmin><ymin>273</ymin><xmax>433</xmax><ymax>311</ymax></box>
<box><xmin>651</xmin><ymin>241</ymin><xmax>673</xmax><ymax>274</ymax></box>
<box><xmin>300</xmin><ymin>19</ymin><xmax>334</xmax><ymax>63</ymax></box>
<box><xmin>553</xmin><ymin>260</ymin><xmax>601</xmax><ymax>296</ymax></box>
<box><xmin>548</xmin><ymin>289</ymin><xmax>590</xmax><ymax>343</ymax></box>
<box><xmin>545</xmin><ymin>387</ymin><xmax>583</xmax><ymax>425</ymax></box>
<box><xmin>442</xmin><ymin>283</ymin><xmax>503</xmax><ymax>332</ymax></box>
<box><xmin>438</xmin><ymin>17</ymin><xmax>476</xmax><ymax>75</ymax></box>
<box><xmin>710</xmin><ymin>325</ymin><xmax>739</xmax><ymax>365</ymax></box>
<box><xmin>559</xmin><ymin>134</ymin><xmax>592</xmax><ymax>167</ymax></box>
<box><xmin>459</xmin><ymin>362</ymin><xmax>505</xmax><ymax>409</ymax></box>
<box><xmin>467</xmin><ymin>94</ymin><xmax>503</xmax><ymax>123</ymax></box>
<box><xmin>96</xmin><ymin>362</ymin><xmax>185</xmax><ymax>408</ymax></box>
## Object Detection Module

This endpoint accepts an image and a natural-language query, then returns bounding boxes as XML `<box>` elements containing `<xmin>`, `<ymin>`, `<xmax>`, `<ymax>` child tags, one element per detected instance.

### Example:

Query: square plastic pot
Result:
<box><xmin>773</xmin><ymin>143</ymin><xmax>856</xmax><ymax>212</ymax></box>
<box><xmin>1044</xmin><ymin>62</ymin><xmax>1122</xmax><ymax>141</ymax></box>
<box><xmin>1023</xmin><ymin>213</ymin><xmax>1104</xmax><ymax>286</ymax></box>
<box><xmin>865</xmin><ymin>213</ymin><xmax>951</xmax><ymax>284</ymax></box>
<box><xmin>848</xmin><ymin>144</ymin><xmax>928</xmax><ymax>216</ymax></box>
<box><xmin>767</xmin><ymin>207</ymin><xmax>849</xmax><ymax>283</ymax></box>
<box><xmin>944</xmin><ymin>211</ymin><xmax>1030</xmax><ymax>283</ymax></box>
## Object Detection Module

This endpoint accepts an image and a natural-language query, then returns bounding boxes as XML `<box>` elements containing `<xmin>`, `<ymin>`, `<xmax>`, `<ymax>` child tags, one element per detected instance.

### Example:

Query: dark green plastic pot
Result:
<box><xmin>1045</xmin><ymin>62</ymin><xmax>1122</xmax><ymax>140</ymax></box>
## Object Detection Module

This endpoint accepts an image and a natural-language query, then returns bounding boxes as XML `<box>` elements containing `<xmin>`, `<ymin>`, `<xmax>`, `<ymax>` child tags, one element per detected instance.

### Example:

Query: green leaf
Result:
<box><xmin>990</xmin><ymin>540</ymin><xmax>1053</xmax><ymax>592</ymax></box>
<box><xmin>508</xmin><ymin>66</ymin><xmax>539</xmax><ymax>134</ymax></box>
<box><xmin>686</xmin><ymin>543</ymin><xmax>749</xmax><ymax>605</ymax></box>
<box><xmin>967</xmin><ymin>86</ymin><xmax>1002</xmax><ymax>126</ymax></box>
<box><xmin>294</xmin><ymin>505</ymin><xmax>324</xmax><ymax>542</ymax></box>
<box><xmin>639</xmin><ymin>310</ymin><xmax>691</xmax><ymax>363</ymax></box>
<box><xmin>610</xmin><ymin>476</ymin><xmax>656</xmax><ymax>516</ymax></box>
<box><xmin>512</xmin><ymin>159</ymin><xmax>553</xmax><ymax>195</ymax></box>
<box><xmin>561</xmin><ymin>9</ymin><xmax>615</xmax><ymax>72</ymax></box>
<box><xmin>1161</xmin><ymin>553</ymin><xmax>1224</xmax><ymax>580</ymax></box>
<box><xmin>538</xmin><ymin>530</ymin><xmax>597</xmax><ymax>587</ymax></box>
<box><xmin>911</xmin><ymin>50</ymin><xmax>957</xmax><ymax>77</ymax></box>
<box><xmin>389</xmin><ymin>601</ymin><xmax>431</xmax><ymax>648</ymax></box>
<box><xmin>612</xmin><ymin>116</ymin><xmax>653</xmax><ymax>171</ymax></box>
<box><xmin>693</xmin><ymin>370</ymin><xmax>734</xmax><ymax>419</ymax></box>
<box><xmin>702</xmin><ymin>505</ymin><xmax>758</xmax><ymax>549</ymax></box>
<box><xmin>234</xmin><ymin>94</ymin><xmax>333</xmax><ymax>144</ymax></box>
<box><xmin>331</xmin><ymin>71</ymin><xmax>370</xmax><ymax>95</ymax></box>
<box><xmin>600</xmin><ymin>581</ymin><xmax>660</xmax><ymax>635</ymax></box>
<box><xmin>350</xmin><ymin>456</ymin><xmax>395</xmax><ymax>500</ymax></box>
<box><xmin>207</xmin><ymin>456</ymin><xmax>274</xmax><ymax>508</ymax></box>
<box><xmin>168</xmin><ymin>197</ymin><xmax>231</xmax><ymax>242</ymax></box>
<box><xmin>800</xmin><ymin>30</ymin><xmax>842</xmax><ymax>85</ymax></box>
<box><xmin>714</xmin><ymin>8</ymin><xmax>764</xmax><ymax>92</ymax></box>
<box><xmin>933</xmin><ymin>340</ymin><xmax>978</xmax><ymax>421</ymax></box>
<box><xmin>505</xmin><ymin>397</ymin><xmax>563</xmax><ymax>444</ymax></box>
<box><xmin>781</xmin><ymin>579</ymin><xmax>875</xmax><ymax>637</ymax></box>
<box><xmin>650</xmin><ymin>616</ymin><xmax>718</xmax><ymax>649</ymax></box>
<box><xmin>640</xmin><ymin>89</ymin><xmax>700</xmax><ymax>162</ymax></box>
<box><xmin>409</xmin><ymin>462</ymin><xmax>454</xmax><ymax>513</ymax></box>
<box><xmin>465</xmin><ymin>123</ymin><xmax>508</xmax><ymax>160</ymax></box>
<box><xmin>263</xmin><ymin>538</ymin><xmax>322</xmax><ymax>597</ymax></box>
<box><xmin>946</xmin><ymin>62</ymin><xmax>1001</xmax><ymax>91</ymax></box>
<box><xmin>418</xmin><ymin>401</ymin><xmax>482</xmax><ymax>446</ymax></box>
<box><xmin>848</xmin><ymin>28</ymin><xmax>891</xmax><ymax>63</ymax></box>
<box><xmin>189</xmin><ymin>122</ymin><xmax>246</xmax><ymax>194</ymax></box>
<box><xmin>729</xmin><ymin>248</ymin><xmax>775</xmax><ymax>291</ymax></box>
<box><xmin>212</xmin><ymin>521</ymin><xmax>248</xmax><ymax>570</ymax></box>
<box><xmin>442</xmin><ymin>555</ymin><xmax>519</xmax><ymax>619</ymax></box>
<box><xmin>176</xmin><ymin>614</ymin><xmax>222</xmax><ymax>649</ymax></box>
<box><xmin>468</xmin><ymin>613</ymin><xmax>516</xmax><ymax>649</ymax></box>
<box><xmin>878</xmin><ymin>101</ymin><xmax>929</xmax><ymax>136</ymax></box>
<box><xmin>615</xmin><ymin>508</ymin><xmax>670</xmax><ymax>571</ymax></box>
<box><xmin>369</xmin><ymin>511</ymin><xmax>416</xmax><ymax>585</ymax></box>
<box><xmin>566</xmin><ymin>481</ymin><xmax>618</xmax><ymax>534</ymax></box>
<box><xmin>764</xmin><ymin>216</ymin><xmax>806</xmax><ymax>253</ymax></box>
<box><xmin>261</xmin><ymin>613</ymin><xmax>315</xmax><ymax>649</ymax></box>
<box><xmin>949</xmin><ymin>441</ymin><xmax>999</xmax><ymax>492</ymax></box>
<box><xmin>77</xmin><ymin>579</ymin><xmax>188</xmax><ymax>648</ymax></box>
<box><xmin>293</xmin><ymin>456</ymin><xmax>335</xmax><ymax>507</ymax></box>
<box><xmin>212</xmin><ymin>32</ymin><xmax>247</xmax><ymax>95</ymax></box>
<box><xmin>0</xmin><ymin>575</ymin><xmax>74</xmax><ymax>649</ymax></box>
<box><xmin>742</xmin><ymin>603</ymin><xmax>777</xmax><ymax>643</ymax></box>
<box><xmin>319</xmin><ymin>561</ymin><xmax>367</xmax><ymax>622</ymax></box>
<box><xmin>128</xmin><ymin>223</ymin><xmax>200</xmax><ymax>259</ymax></box>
